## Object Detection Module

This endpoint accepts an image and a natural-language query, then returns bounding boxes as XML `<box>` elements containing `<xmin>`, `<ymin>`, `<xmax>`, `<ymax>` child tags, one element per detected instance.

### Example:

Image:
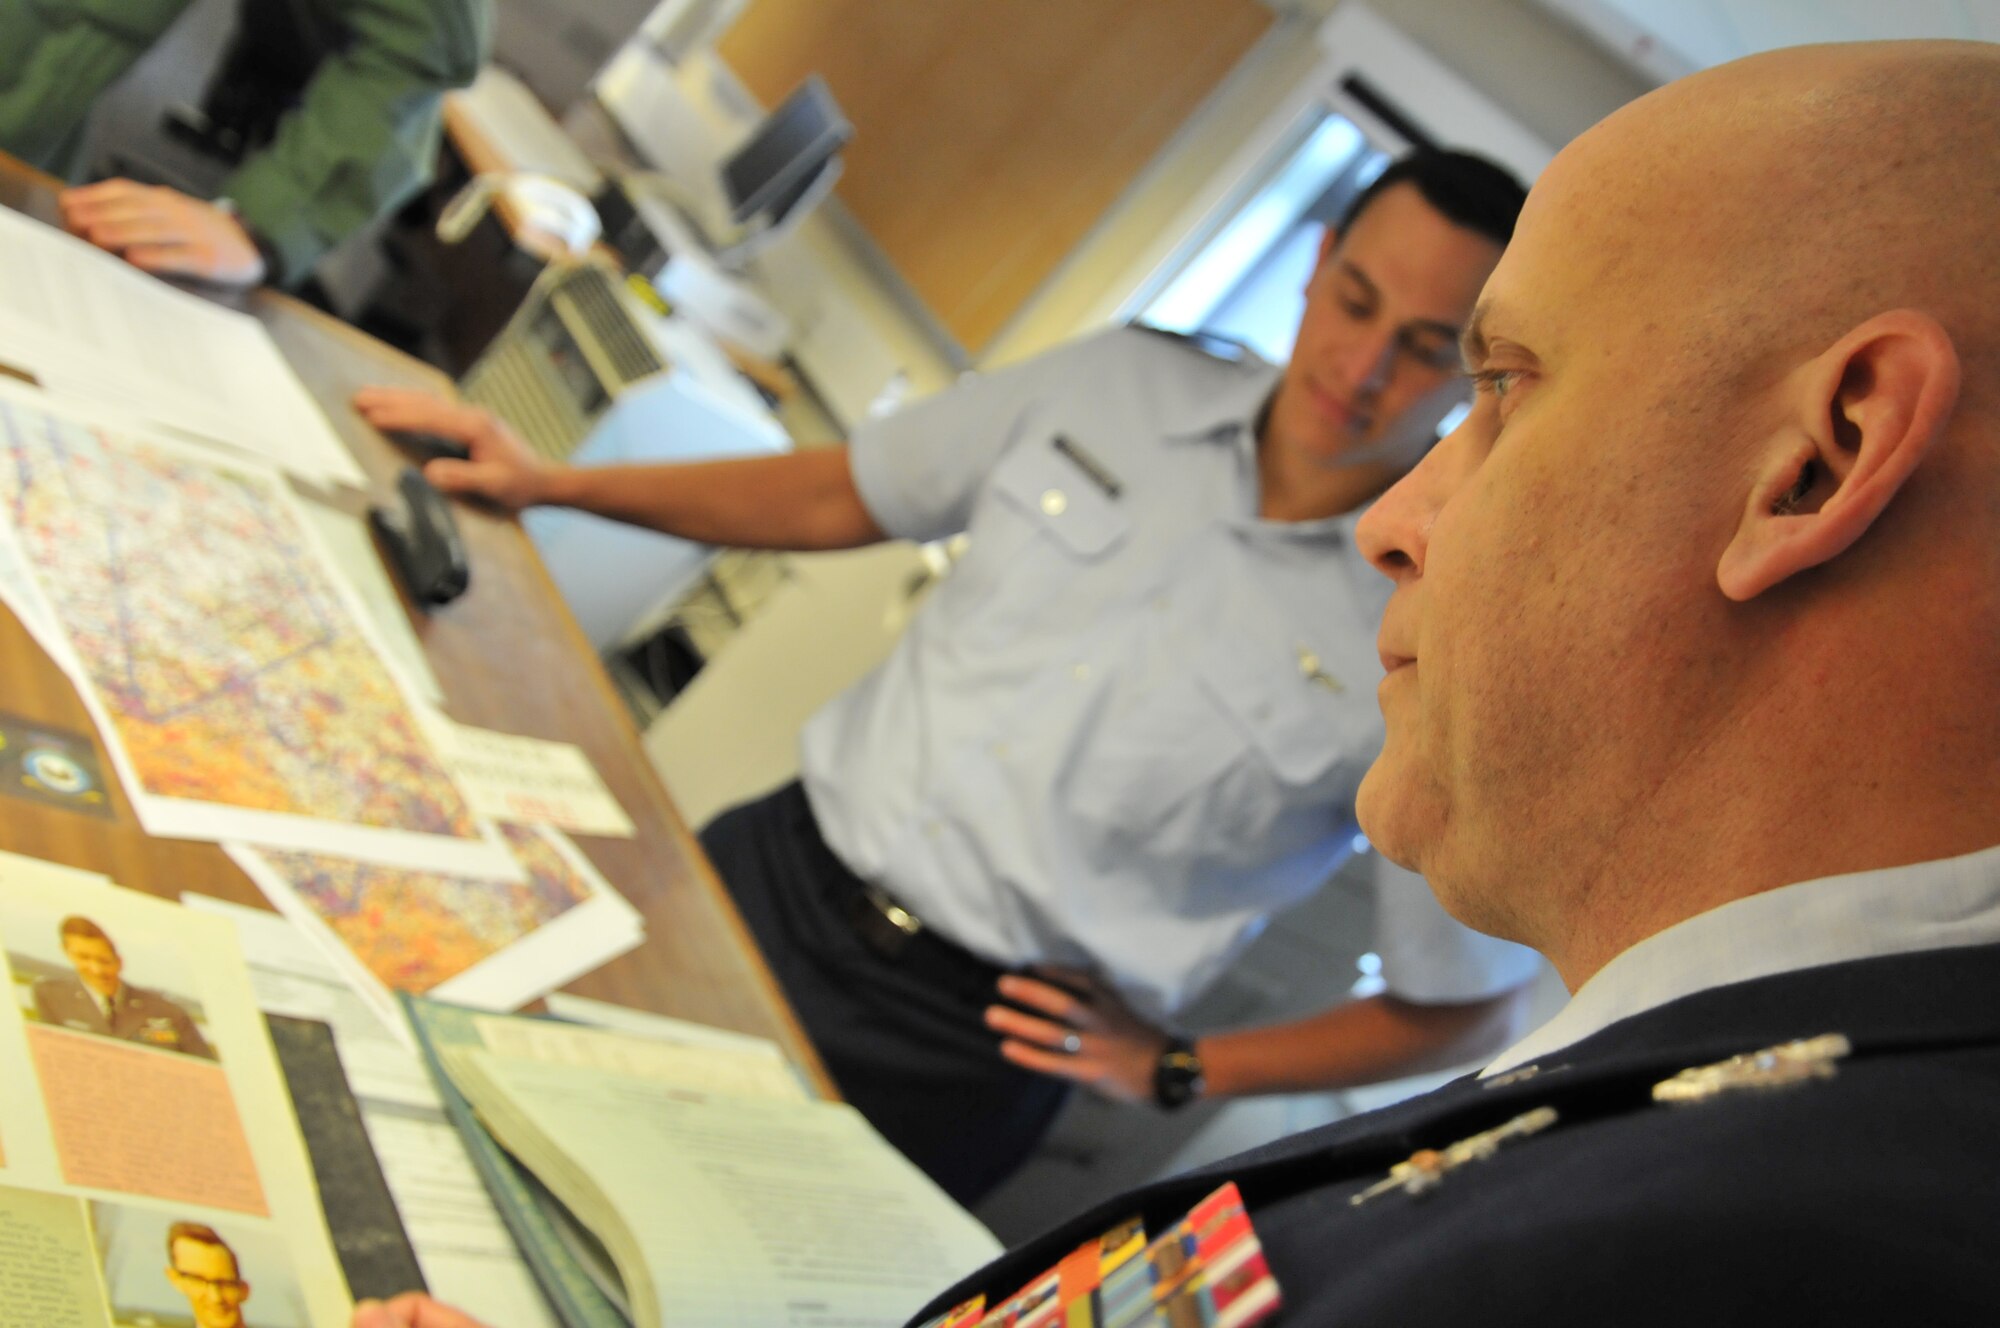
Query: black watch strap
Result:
<box><xmin>1152</xmin><ymin>1033</ymin><xmax>1205</xmax><ymax>1110</ymax></box>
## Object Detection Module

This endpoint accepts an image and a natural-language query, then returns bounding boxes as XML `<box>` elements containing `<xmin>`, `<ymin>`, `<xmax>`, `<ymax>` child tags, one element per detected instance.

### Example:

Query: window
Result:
<box><xmin>1139</xmin><ymin>110</ymin><xmax>1387</xmax><ymax>364</ymax></box>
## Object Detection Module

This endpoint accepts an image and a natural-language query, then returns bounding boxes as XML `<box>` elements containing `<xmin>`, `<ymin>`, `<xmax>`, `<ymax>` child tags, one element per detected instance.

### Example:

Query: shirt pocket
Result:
<box><xmin>1067</xmin><ymin>635</ymin><xmax>1366</xmax><ymax>860</ymax></box>
<box><xmin>1193</xmin><ymin>635</ymin><xmax>1364</xmax><ymax>789</ymax></box>
<box><xmin>942</xmin><ymin>437</ymin><xmax>1132</xmax><ymax>650</ymax></box>
<box><xmin>988</xmin><ymin>434</ymin><xmax>1129</xmax><ymax>556</ymax></box>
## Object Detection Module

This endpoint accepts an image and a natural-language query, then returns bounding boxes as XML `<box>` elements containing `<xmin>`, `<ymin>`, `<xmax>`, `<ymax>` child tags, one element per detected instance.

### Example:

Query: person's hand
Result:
<box><xmin>352</xmin><ymin>387</ymin><xmax>555</xmax><ymax>511</ymax></box>
<box><xmin>986</xmin><ymin>967</ymin><xmax>1175</xmax><ymax>1105</ymax></box>
<box><xmin>59</xmin><ymin>180</ymin><xmax>266</xmax><ymax>285</ymax></box>
<box><xmin>352</xmin><ymin>1293</ymin><xmax>491</xmax><ymax>1328</ymax></box>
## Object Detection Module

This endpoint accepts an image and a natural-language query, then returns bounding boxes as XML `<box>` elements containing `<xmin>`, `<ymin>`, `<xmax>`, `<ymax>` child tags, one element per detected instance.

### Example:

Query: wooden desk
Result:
<box><xmin>0</xmin><ymin>157</ymin><xmax>832</xmax><ymax>1097</ymax></box>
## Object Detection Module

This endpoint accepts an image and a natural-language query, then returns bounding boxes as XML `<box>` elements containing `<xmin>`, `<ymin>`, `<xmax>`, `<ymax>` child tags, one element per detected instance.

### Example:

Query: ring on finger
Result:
<box><xmin>1060</xmin><ymin>1032</ymin><xmax>1082</xmax><ymax>1055</ymax></box>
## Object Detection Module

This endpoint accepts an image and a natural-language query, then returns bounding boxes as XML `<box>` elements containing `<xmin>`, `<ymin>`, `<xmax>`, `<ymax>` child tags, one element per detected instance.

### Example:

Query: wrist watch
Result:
<box><xmin>1152</xmin><ymin>1034</ymin><xmax>1205</xmax><ymax>1110</ymax></box>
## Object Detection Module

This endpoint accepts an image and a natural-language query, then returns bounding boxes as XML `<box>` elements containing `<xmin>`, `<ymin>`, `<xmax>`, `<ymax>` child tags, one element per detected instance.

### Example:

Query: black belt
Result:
<box><xmin>838</xmin><ymin>877</ymin><xmax>1008</xmax><ymax>993</ymax></box>
<box><xmin>780</xmin><ymin>782</ymin><xmax>1007</xmax><ymax>989</ymax></box>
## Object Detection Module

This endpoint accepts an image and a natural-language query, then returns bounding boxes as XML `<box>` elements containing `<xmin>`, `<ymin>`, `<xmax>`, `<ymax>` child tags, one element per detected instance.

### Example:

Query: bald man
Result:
<box><xmin>352</xmin><ymin>38</ymin><xmax>2000</xmax><ymax>1328</ymax></box>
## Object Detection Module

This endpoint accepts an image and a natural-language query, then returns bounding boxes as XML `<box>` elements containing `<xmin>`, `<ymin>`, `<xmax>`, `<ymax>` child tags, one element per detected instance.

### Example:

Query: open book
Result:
<box><xmin>406</xmin><ymin>997</ymin><xmax>1003</xmax><ymax>1328</ymax></box>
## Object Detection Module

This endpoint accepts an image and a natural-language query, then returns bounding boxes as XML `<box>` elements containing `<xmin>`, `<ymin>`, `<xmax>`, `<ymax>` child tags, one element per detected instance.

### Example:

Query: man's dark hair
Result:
<box><xmin>1337</xmin><ymin>149</ymin><xmax>1528</xmax><ymax>247</ymax></box>
<box><xmin>167</xmin><ymin>1221</ymin><xmax>237</xmax><ymax>1274</ymax></box>
<box><xmin>58</xmin><ymin>915</ymin><xmax>112</xmax><ymax>948</ymax></box>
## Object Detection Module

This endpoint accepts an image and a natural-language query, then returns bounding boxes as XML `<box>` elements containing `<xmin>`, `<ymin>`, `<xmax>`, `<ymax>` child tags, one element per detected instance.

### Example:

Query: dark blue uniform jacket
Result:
<box><xmin>913</xmin><ymin>941</ymin><xmax>2000</xmax><ymax>1325</ymax></box>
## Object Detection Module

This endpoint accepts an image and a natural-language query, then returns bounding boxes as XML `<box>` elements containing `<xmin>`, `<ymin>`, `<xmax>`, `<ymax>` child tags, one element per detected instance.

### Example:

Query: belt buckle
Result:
<box><xmin>854</xmin><ymin>884</ymin><xmax>922</xmax><ymax>960</ymax></box>
<box><xmin>866</xmin><ymin>885</ymin><xmax>922</xmax><ymax>937</ymax></box>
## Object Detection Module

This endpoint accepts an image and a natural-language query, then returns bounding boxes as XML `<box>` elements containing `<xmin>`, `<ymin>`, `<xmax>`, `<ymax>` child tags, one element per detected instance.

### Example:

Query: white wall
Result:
<box><xmin>980</xmin><ymin>0</ymin><xmax>1652</xmax><ymax>368</ymax></box>
<box><xmin>1530</xmin><ymin>0</ymin><xmax>2000</xmax><ymax>85</ymax></box>
<box><xmin>1345</xmin><ymin>0</ymin><xmax>1655</xmax><ymax>146</ymax></box>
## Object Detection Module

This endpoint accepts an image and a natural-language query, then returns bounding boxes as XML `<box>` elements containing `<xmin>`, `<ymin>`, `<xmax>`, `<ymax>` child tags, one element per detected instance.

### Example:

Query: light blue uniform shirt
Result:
<box><xmin>801</xmin><ymin>327</ymin><xmax>1538</xmax><ymax>1016</ymax></box>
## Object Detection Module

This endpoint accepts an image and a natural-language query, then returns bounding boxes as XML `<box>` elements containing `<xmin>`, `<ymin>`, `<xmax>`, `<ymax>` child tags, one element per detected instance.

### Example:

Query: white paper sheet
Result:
<box><xmin>0</xmin><ymin>524</ymin><xmax>75</xmax><ymax>677</ymax></box>
<box><xmin>226</xmin><ymin>824</ymin><xmax>643</xmax><ymax>1033</ymax></box>
<box><xmin>181</xmin><ymin>895</ymin><xmax>438</xmax><ymax>1103</ymax></box>
<box><xmin>427</xmin><ymin>827</ymin><xmax>644</xmax><ymax>1012</ymax></box>
<box><xmin>421</xmin><ymin>715</ymin><xmax>637</xmax><ymax>838</ymax></box>
<box><xmin>359</xmin><ymin>1111</ymin><xmax>562</xmax><ymax>1328</ymax></box>
<box><xmin>0</xmin><ymin>387</ymin><xmax>158</xmax><ymax>684</ymax></box>
<box><xmin>0</xmin><ymin>207</ymin><xmax>367</xmax><ymax>488</ymax></box>
<box><xmin>0</xmin><ymin>382</ymin><xmax>516</xmax><ymax>879</ymax></box>
<box><xmin>543</xmin><ymin>992</ymin><xmax>793</xmax><ymax>1058</ymax></box>
<box><xmin>0</xmin><ymin>846</ymin><xmax>111</xmax><ymax>893</ymax></box>
<box><xmin>472</xmin><ymin>1015</ymin><xmax>807</xmax><ymax>1101</ymax></box>
<box><xmin>298</xmin><ymin>498</ymin><xmax>445</xmax><ymax>707</ymax></box>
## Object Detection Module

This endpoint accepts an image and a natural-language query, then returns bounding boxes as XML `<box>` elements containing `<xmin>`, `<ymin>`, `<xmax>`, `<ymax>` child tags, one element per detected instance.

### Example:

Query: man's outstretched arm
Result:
<box><xmin>986</xmin><ymin>968</ymin><xmax>1531</xmax><ymax>1105</ymax></box>
<box><xmin>353</xmin><ymin>388</ymin><xmax>887</xmax><ymax>552</ymax></box>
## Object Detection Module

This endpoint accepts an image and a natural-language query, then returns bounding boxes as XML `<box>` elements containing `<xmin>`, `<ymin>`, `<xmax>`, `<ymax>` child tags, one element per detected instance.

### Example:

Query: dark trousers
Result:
<box><xmin>700</xmin><ymin>782</ymin><xmax>1070</xmax><ymax>1205</ymax></box>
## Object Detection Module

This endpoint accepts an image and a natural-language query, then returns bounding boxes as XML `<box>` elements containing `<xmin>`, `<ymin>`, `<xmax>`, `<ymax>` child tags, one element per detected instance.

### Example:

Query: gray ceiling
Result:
<box><xmin>1530</xmin><ymin>0</ymin><xmax>2000</xmax><ymax>83</ymax></box>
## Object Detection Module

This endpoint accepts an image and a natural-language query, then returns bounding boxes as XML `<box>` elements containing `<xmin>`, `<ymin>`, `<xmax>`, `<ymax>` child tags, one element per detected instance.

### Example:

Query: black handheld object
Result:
<box><xmin>382</xmin><ymin>427</ymin><xmax>471</xmax><ymax>463</ymax></box>
<box><xmin>369</xmin><ymin>467</ymin><xmax>470</xmax><ymax>607</ymax></box>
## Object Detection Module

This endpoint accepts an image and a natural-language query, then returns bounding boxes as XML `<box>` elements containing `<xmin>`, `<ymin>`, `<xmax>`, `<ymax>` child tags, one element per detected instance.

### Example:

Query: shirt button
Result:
<box><xmin>990</xmin><ymin>741</ymin><xmax>1009</xmax><ymax>759</ymax></box>
<box><xmin>1040</xmin><ymin>489</ymin><xmax>1068</xmax><ymax>516</ymax></box>
<box><xmin>1071</xmin><ymin>663</ymin><xmax>1091</xmax><ymax>681</ymax></box>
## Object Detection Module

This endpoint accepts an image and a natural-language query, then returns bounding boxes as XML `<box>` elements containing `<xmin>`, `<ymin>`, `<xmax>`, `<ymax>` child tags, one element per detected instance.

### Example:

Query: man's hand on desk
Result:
<box><xmin>353</xmin><ymin>1293</ymin><xmax>490</xmax><ymax>1328</ymax></box>
<box><xmin>59</xmin><ymin>180</ymin><xmax>267</xmax><ymax>286</ymax></box>
<box><xmin>354</xmin><ymin>388</ymin><xmax>554</xmax><ymax>511</ymax></box>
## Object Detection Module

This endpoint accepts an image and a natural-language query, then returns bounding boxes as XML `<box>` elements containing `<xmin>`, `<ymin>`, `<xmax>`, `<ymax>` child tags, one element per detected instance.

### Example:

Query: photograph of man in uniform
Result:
<box><xmin>95</xmin><ymin>1203</ymin><xmax>308</xmax><ymax>1328</ymax></box>
<box><xmin>33</xmin><ymin>916</ymin><xmax>215</xmax><ymax>1059</ymax></box>
<box><xmin>165</xmin><ymin>1222</ymin><xmax>253</xmax><ymax>1328</ymax></box>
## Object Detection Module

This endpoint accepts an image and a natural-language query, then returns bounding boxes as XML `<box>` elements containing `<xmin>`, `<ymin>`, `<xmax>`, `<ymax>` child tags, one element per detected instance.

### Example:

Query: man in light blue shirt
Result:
<box><xmin>356</xmin><ymin>150</ymin><xmax>1538</xmax><ymax>1202</ymax></box>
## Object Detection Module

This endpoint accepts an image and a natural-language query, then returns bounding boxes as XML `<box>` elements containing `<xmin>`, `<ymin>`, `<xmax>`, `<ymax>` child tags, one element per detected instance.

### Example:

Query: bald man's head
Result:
<box><xmin>1555</xmin><ymin>41</ymin><xmax>2000</xmax><ymax>419</ymax></box>
<box><xmin>1356</xmin><ymin>41</ymin><xmax>2000</xmax><ymax>987</ymax></box>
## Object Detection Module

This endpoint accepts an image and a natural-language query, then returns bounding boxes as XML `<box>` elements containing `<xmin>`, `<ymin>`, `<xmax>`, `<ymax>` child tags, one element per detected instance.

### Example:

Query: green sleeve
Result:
<box><xmin>0</xmin><ymin>1</ymin><xmax>191</xmax><ymax>173</ymax></box>
<box><xmin>222</xmin><ymin>0</ymin><xmax>491</xmax><ymax>287</ymax></box>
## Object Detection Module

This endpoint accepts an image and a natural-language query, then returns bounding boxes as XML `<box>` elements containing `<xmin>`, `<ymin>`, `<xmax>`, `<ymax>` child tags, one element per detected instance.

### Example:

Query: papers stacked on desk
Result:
<box><xmin>0</xmin><ymin>851</ymin><xmax>353</xmax><ymax>1325</ymax></box>
<box><xmin>0</xmin><ymin>206</ymin><xmax>368</xmax><ymax>489</ymax></box>
<box><xmin>189</xmin><ymin>895</ymin><xmax>567</xmax><ymax>1328</ymax></box>
<box><xmin>0</xmin><ymin>373</ymin><xmax>644</xmax><ymax>1016</ymax></box>
<box><xmin>227</xmin><ymin>822</ymin><xmax>642</xmax><ymax>1031</ymax></box>
<box><xmin>0</xmin><ymin>379</ymin><xmax>516</xmax><ymax>879</ymax></box>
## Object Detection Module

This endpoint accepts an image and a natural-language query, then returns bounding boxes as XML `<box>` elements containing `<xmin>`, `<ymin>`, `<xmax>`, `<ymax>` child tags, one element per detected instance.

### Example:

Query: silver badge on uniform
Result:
<box><xmin>1481</xmin><ymin>1063</ymin><xmax>1569</xmax><ymax>1090</ymax></box>
<box><xmin>1652</xmin><ymin>1033</ymin><xmax>1851</xmax><ymax>1104</ymax></box>
<box><xmin>1350</xmin><ymin>1106</ymin><xmax>1559</xmax><ymax>1206</ymax></box>
<box><xmin>1296</xmin><ymin>644</ymin><xmax>1343</xmax><ymax>694</ymax></box>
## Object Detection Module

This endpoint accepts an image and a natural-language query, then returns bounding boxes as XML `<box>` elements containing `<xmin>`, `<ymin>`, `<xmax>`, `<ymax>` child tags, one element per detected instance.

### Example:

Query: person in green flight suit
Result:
<box><xmin>0</xmin><ymin>0</ymin><xmax>490</xmax><ymax>288</ymax></box>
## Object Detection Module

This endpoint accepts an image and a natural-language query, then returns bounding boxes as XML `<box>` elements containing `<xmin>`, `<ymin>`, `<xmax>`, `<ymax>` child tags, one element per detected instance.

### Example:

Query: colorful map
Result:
<box><xmin>254</xmin><ymin>823</ymin><xmax>592</xmax><ymax>992</ymax></box>
<box><xmin>0</xmin><ymin>393</ymin><xmax>481</xmax><ymax>850</ymax></box>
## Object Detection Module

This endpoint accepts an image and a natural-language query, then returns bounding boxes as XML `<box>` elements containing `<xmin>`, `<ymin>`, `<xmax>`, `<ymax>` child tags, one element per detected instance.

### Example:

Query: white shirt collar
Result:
<box><xmin>1484</xmin><ymin>839</ymin><xmax>2000</xmax><ymax>1076</ymax></box>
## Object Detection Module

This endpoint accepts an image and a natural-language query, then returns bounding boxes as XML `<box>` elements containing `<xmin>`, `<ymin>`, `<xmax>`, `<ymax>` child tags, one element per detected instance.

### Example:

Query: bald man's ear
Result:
<box><xmin>1717</xmin><ymin>310</ymin><xmax>1961</xmax><ymax>602</ymax></box>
